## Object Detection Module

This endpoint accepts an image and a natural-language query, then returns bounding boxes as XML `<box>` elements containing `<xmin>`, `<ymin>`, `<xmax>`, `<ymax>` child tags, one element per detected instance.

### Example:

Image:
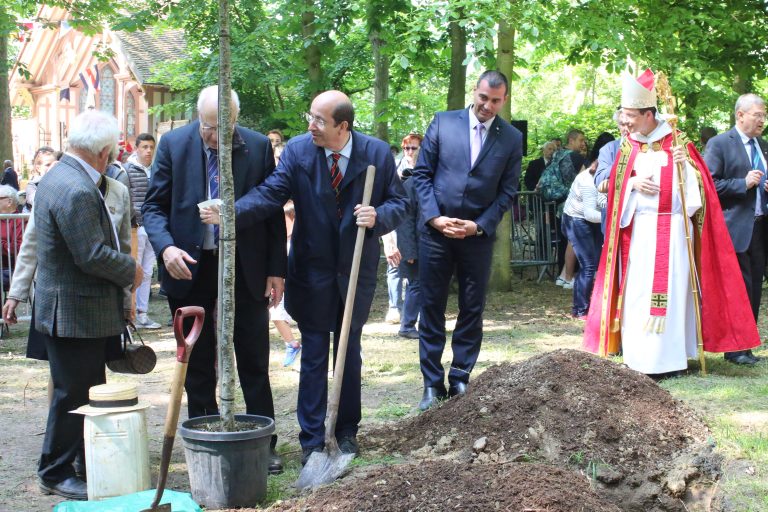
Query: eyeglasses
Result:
<box><xmin>304</xmin><ymin>112</ymin><xmax>326</xmax><ymax>129</ymax></box>
<box><xmin>200</xmin><ymin>122</ymin><xmax>218</xmax><ymax>133</ymax></box>
<box><xmin>402</xmin><ymin>146</ymin><xmax>419</xmax><ymax>151</ymax></box>
<box><xmin>745</xmin><ymin>111</ymin><xmax>767</xmax><ymax>121</ymax></box>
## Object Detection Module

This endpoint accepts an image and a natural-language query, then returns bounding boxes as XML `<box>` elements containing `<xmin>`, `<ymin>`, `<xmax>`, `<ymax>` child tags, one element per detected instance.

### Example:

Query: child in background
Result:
<box><xmin>271</xmin><ymin>200</ymin><xmax>301</xmax><ymax>366</ymax></box>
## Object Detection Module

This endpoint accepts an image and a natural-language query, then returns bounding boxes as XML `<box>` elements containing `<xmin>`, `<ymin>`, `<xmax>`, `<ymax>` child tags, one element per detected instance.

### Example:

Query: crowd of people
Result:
<box><xmin>0</xmin><ymin>67</ymin><xmax>764</xmax><ymax>501</ymax></box>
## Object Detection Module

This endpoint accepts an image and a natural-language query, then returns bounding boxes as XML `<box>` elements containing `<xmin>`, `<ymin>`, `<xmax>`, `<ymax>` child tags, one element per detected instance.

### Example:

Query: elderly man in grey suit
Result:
<box><xmin>705</xmin><ymin>93</ymin><xmax>767</xmax><ymax>366</ymax></box>
<box><xmin>33</xmin><ymin>110</ymin><xmax>141</xmax><ymax>500</ymax></box>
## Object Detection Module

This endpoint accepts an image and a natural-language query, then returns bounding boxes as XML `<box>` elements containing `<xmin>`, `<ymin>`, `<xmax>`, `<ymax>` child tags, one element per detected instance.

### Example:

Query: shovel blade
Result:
<box><xmin>295</xmin><ymin>449</ymin><xmax>355</xmax><ymax>490</ymax></box>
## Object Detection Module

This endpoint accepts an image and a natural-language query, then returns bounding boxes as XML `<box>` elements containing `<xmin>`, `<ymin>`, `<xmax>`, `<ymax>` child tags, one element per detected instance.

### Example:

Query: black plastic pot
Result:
<box><xmin>179</xmin><ymin>414</ymin><xmax>275</xmax><ymax>508</ymax></box>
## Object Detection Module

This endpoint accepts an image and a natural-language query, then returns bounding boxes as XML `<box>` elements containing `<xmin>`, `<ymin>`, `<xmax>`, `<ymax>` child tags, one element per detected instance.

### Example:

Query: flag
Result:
<box><xmin>59</xmin><ymin>88</ymin><xmax>70</xmax><ymax>102</ymax></box>
<box><xmin>79</xmin><ymin>65</ymin><xmax>100</xmax><ymax>92</ymax></box>
<box><xmin>58</xmin><ymin>20</ymin><xmax>72</xmax><ymax>39</ymax></box>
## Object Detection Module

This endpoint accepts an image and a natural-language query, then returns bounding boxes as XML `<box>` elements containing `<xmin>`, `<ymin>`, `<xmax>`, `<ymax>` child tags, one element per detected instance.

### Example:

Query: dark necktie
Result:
<box><xmin>749</xmin><ymin>139</ymin><xmax>766</xmax><ymax>215</ymax></box>
<box><xmin>97</xmin><ymin>176</ymin><xmax>107</xmax><ymax>196</ymax></box>
<box><xmin>330</xmin><ymin>152</ymin><xmax>342</xmax><ymax>218</ymax></box>
<box><xmin>208</xmin><ymin>148</ymin><xmax>219</xmax><ymax>243</ymax></box>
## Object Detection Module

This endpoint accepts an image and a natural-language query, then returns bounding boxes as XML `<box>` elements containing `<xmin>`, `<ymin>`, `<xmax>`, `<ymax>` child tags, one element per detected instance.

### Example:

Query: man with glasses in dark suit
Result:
<box><xmin>705</xmin><ymin>93</ymin><xmax>767</xmax><ymax>366</ymax></box>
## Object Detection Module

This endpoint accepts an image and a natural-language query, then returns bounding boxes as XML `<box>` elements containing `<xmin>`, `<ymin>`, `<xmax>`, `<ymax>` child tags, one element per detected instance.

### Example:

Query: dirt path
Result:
<box><xmin>1</xmin><ymin>273</ymin><xmax>760</xmax><ymax>511</ymax></box>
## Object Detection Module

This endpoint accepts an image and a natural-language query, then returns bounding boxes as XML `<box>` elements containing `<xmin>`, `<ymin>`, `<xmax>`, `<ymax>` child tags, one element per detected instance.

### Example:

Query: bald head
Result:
<box><xmin>307</xmin><ymin>90</ymin><xmax>354</xmax><ymax>151</ymax></box>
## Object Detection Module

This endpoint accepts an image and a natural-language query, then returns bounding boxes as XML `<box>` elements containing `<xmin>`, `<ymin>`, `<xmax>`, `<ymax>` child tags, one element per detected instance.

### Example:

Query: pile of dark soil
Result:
<box><xmin>362</xmin><ymin>349</ymin><xmax>721</xmax><ymax>511</ymax></box>
<box><xmin>274</xmin><ymin>460</ymin><xmax>621</xmax><ymax>511</ymax></box>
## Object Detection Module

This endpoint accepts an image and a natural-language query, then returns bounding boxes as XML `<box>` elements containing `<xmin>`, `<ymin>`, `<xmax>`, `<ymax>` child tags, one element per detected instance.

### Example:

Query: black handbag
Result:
<box><xmin>107</xmin><ymin>322</ymin><xmax>157</xmax><ymax>374</ymax></box>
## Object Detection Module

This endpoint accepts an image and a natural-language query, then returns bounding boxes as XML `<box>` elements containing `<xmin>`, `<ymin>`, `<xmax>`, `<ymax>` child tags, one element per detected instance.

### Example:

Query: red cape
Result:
<box><xmin>584</xmin><ymin>133</ymin><xmax>760</xmax><ymax>355</ymax></box>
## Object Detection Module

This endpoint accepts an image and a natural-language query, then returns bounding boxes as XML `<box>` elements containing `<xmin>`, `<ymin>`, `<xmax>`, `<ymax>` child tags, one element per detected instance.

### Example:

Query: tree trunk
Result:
<box><xmin>217</xmin><ymin>0</ymin><xmax>236</xmax><ymax>432</ymax></box>
<box><xmin>370</xmin><ymin>27</ymin><xmax>389</xmax><ymax>142</ymax></box>
<box><xmin>488</xmin><ymin>19</ymin><xmax>516</xmax><ymax>292</ymax></box>
<box><xmin>446</xmin><ymin>11</ymin><xmax>467</xmax><ymax>110</ymax></box>
<box><xmin>302</xmin><ymin>1</ymin><xmax>324</xmax><ymax>99</ymax></box>
<box><xmin>0</xmin><ymin>30</ymin><xmax>13</xmax><ymax>163</ymax></box>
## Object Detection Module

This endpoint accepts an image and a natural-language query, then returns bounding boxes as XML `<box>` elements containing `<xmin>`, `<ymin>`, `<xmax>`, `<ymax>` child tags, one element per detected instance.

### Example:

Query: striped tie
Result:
<box><xmin>207</xmin><ymin>148</ymin><xmax>219</xmax><ymax>244</ymax></box>
<box><xmin>330</xmin><ymin>152</ymin><xmax>342</xmax><ymax>218</ymax></box>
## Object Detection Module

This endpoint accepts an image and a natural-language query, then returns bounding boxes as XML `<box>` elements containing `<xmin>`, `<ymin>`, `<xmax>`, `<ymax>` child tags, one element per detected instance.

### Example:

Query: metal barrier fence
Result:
<box><xmin>510</xmin><ymin>191</ymin><xmax>563</xmax><ymax>282</ymax></box>
<box><xmin>0</xmin><ymin>213</ymin><xmax>31</xmax><ymax>336</ymax></box>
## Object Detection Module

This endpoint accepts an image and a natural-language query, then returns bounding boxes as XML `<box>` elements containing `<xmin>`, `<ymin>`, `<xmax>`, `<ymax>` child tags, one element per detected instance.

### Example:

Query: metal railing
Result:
<box><xmin>510</xmin><ymin>191</ymin><xmax>562</xmax><ymax>282</ymax></box>
<box><xmin>0</xmin><ymin>213</ymin><xmax>31</xmax><ymax>337</ymax></box>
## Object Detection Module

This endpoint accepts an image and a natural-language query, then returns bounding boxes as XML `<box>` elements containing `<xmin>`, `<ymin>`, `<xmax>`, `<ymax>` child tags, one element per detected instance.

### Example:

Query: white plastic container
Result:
<box><xmin>83</xmin><ymin>410</ymin><xmax>151</xmax><ymax>500</ymax></box>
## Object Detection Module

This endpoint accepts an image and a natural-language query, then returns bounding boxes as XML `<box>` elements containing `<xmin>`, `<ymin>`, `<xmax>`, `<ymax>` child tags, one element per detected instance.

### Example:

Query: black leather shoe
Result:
<box><xmin>301</xmin><ymin>446</ymin><xmax>324</xmax><ymax>466</ymax></box>
<box><xmin>268</xmin><ymin>448</ymin><xmax>283</xmax><ymax>475</ymax></box>
<box><xmin>449</xmin><ymin>381</ymin><xmax>468</xmax><ymax>398</ymax></box>
<box><xmin>337</xmin><ymin>436</ymin><xmax>359</xmax><ymax>457</ymax></box>
<box><xmin>746</xmin><ymin>350</ymin><xmax>762</xmax><ymax>362</ymax></box>
<box><xmin>39</xmin><ymin>476</ymin><xmax>87</xmax><ymax>500</ymax></box>
<box><xmin>398</xmin><ymin>330</ymin><xmax>420</xmax><ymax>339</ymax></box>
<box><xmin>418</xmin><ymin>386</ymin><xmax>447</xmax><ymax>411</ymax></box>
<box><xmin>725</xmin><ymin>351</ymin><xmax>757</xmax><ymax>366</ymax></box>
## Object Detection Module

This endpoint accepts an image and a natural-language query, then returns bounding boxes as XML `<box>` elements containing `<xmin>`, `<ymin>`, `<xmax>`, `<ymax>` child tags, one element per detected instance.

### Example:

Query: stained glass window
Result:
<box><xmin>100</xmin><ymin>67</ymin><xmax>115</xmax><ymax>114</ymax></box>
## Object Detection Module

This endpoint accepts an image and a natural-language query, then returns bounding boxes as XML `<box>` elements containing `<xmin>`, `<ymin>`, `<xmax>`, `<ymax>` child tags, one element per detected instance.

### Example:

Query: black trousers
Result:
<box><xmin>167</xmin><ymin>251</ymin><xmax>275</xmax><ymax>426</ymax></box>
<box><xmin>736</xmin><ymin>216</ymin><xmax>768</xmax><ymax>322</ymax></box>
<box><xmin>38</xmin><ymin>334</ymin><xmax>109</xmax><ymax>482</ymax></box>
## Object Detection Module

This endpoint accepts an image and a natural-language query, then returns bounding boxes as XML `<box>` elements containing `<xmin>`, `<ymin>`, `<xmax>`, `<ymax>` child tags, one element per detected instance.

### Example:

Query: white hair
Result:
<box><xmin>197</xmin><ymin>86</ymin><xmax>240</xmax><ymax>117</ymax></box>
<box><xmin>67</xmin><ymin>111</ymin><xmax>120</xmax><ymax>156</ymax></box>
<box><xmin>0</xmin><ymin>185</ymin><xmax>20</xmax><ymax>208</ymax></box>
<box><xmin>735</xmin><ymin>94</ymin><xmax>765</xmax><ymax>116</ymax></box>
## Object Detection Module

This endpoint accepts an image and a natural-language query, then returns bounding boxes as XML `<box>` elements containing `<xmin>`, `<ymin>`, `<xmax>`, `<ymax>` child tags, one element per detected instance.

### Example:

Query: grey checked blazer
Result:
<box><xmin>9</xmin><ymin>175</ymin><xmax>133</xmax><ymax>311</ymax></box>
<box><xmin>33</xmin><ymin>154</ymin><xmax>135</xmax><ymax>339</ymax></box>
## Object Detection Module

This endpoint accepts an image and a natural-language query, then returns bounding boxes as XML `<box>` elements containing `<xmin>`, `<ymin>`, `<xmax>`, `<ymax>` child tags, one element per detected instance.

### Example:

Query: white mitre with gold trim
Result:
<box><xmin>621</xmin><ymin>68</ymin><xmax>657</xmax><ymax>109</ymax></box>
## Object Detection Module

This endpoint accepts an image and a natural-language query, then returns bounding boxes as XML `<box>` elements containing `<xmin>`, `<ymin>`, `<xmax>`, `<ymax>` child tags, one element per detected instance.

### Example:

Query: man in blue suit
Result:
<box><xmin>411</xmin><ymin>70</ymin><xmax>522</xmax><ymax>410</ymax></box>
<box><xmin>201</xmin><ymin>90</ymin><xmax>407</xmax><ymax>464</ymax></box>
<box><xmin>142</xmin><ymin>86</ymin><xmax>287</xmax><ymax>471</ymax></box>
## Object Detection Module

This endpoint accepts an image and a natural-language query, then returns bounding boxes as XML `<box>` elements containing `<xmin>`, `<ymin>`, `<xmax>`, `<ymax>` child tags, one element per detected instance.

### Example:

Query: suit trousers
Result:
<box><xmin>418</xmin><ymin>229</ymin><xmax>494</xmax><ymax>388</ymax></box>
<box><xmin>38</xmin><ymin>335</ymin><xmax>108</xmax><ymax>482</ymax></box>
<box><xmin>167</xmin><ymin>251</ymin><xmax>275</xmax><ymax>427</ymax></box>
<box><xmin>297</xmin><ymin>312</ymin><xmax>362</xmax><ymax>449</ymax></box>
<box><xmin>735</xmin><ymin>216</ymin><xmax>768</xmax><ymax>321</ymax></box>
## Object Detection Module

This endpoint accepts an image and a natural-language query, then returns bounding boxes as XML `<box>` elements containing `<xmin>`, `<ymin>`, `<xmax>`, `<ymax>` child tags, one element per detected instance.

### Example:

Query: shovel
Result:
<box><xmin>295</xmin><ymin>165</ymin><xmax>376</xmax><ymax>490</ymax></box>
<box><xmin>142</xmin><ymin>306</ymin><xmax>205</xmax><ymax>512</ymax></box>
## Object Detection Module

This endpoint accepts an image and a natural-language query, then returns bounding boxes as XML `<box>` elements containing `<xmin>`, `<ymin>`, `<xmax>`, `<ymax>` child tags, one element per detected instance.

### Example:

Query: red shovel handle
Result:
<box><xmin>173</xmin><ymin>306</ymin><xmax>205</xmax><ymax>363</ymax></box>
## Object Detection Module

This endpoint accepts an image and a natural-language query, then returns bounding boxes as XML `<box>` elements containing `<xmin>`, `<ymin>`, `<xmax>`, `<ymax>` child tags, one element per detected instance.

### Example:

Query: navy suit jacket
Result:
<box><xmin>142</xmin><ymin>120</ymin><xmax>286</xmax><ymax>299</ymax></box>
<box><xmin>411</xmin><ymin>108</ymin><xmax>522</xmax><ymax>237</ymax></box>
<box><xmin>236</xmin><ymin>131</ymin><xmax>407</xmax><ymax>331</ymax></box>
<box><xmin>705</xmin><ymin>127</ymin><xmax>768</xmax><ymax>253</ymax></box>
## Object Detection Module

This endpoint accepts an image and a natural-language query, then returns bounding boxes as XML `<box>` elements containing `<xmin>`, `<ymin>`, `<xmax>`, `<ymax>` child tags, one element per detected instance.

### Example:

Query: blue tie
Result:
<box><xmin>207</xmin><ymin>148</ymin><xmax>219</xmax><ymax>244</ymax></box>
<box><xmin>749</xmin><ymin>139</ymin><xmax>766</xmax><ymax>215</ymax></box>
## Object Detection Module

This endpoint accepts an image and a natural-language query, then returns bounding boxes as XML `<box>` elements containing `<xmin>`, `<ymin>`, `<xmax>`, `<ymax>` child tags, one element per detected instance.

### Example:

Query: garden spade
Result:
<box><xmin>142</xmin><ymin>306</ymin><xmax>205</xmax><ymax>512</ymax></box>
<box><xmin>295</xmin><ymin>165</ymin><xmax>376</xmax><ymax>490</ymax></box>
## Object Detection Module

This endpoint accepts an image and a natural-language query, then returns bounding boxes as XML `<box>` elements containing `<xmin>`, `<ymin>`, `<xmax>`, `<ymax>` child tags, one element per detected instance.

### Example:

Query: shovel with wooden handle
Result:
<box><xmin>295</xmin><ymin>165</ymin><xmax>376</xmax><ymax>490</ymax></box>
<box><xmin>142</xmin><ymin>306</ymin><xmax>205</xmax><ymax>512</ymax></box>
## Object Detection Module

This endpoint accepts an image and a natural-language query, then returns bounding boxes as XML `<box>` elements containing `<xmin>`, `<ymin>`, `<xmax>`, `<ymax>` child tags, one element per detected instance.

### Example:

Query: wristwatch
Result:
<box><xmin>476</xmin><ymin>225</ymin><xmax>484</xmax><ymax>236</ymax></box>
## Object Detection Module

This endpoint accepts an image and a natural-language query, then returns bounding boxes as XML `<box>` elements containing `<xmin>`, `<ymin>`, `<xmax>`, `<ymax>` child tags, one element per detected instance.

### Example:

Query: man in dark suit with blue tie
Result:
<box><xmin>705</xmin><ymin>93</ymin><xmax>767</xmax><ymax>366</ymax></box>
<box><xmin>142</xmin><ymin>86</ymin><xmax>287</xmax><ymax>471</ymax></box>
<box><xmin>202</xmin><ymin>90</ymin><xmax>407</xmax><ymax>464</ymax></box>
<box><xmin>411</xmin><ymin>70</ymin><xmax>522</xmax><ymax>410</ymax></box>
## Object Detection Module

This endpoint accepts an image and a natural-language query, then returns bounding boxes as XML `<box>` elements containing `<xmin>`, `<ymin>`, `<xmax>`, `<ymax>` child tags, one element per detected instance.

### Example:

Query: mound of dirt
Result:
<box><xmin>274</xmin><ymin>460</ymin><xmax>621</xmax><ymax>512</ymax></box>
<box><xmin>364</xmin><ymin>349</ymin><xmax>720</xmax><ymax>511</ymax></box>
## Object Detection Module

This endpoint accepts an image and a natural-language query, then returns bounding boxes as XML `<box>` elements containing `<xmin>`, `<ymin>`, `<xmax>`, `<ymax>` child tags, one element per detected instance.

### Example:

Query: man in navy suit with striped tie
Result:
<box><xmin>411</xmin><ymin>70</ymin><xmax>522</xmax><ymax>410</ymax></box>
